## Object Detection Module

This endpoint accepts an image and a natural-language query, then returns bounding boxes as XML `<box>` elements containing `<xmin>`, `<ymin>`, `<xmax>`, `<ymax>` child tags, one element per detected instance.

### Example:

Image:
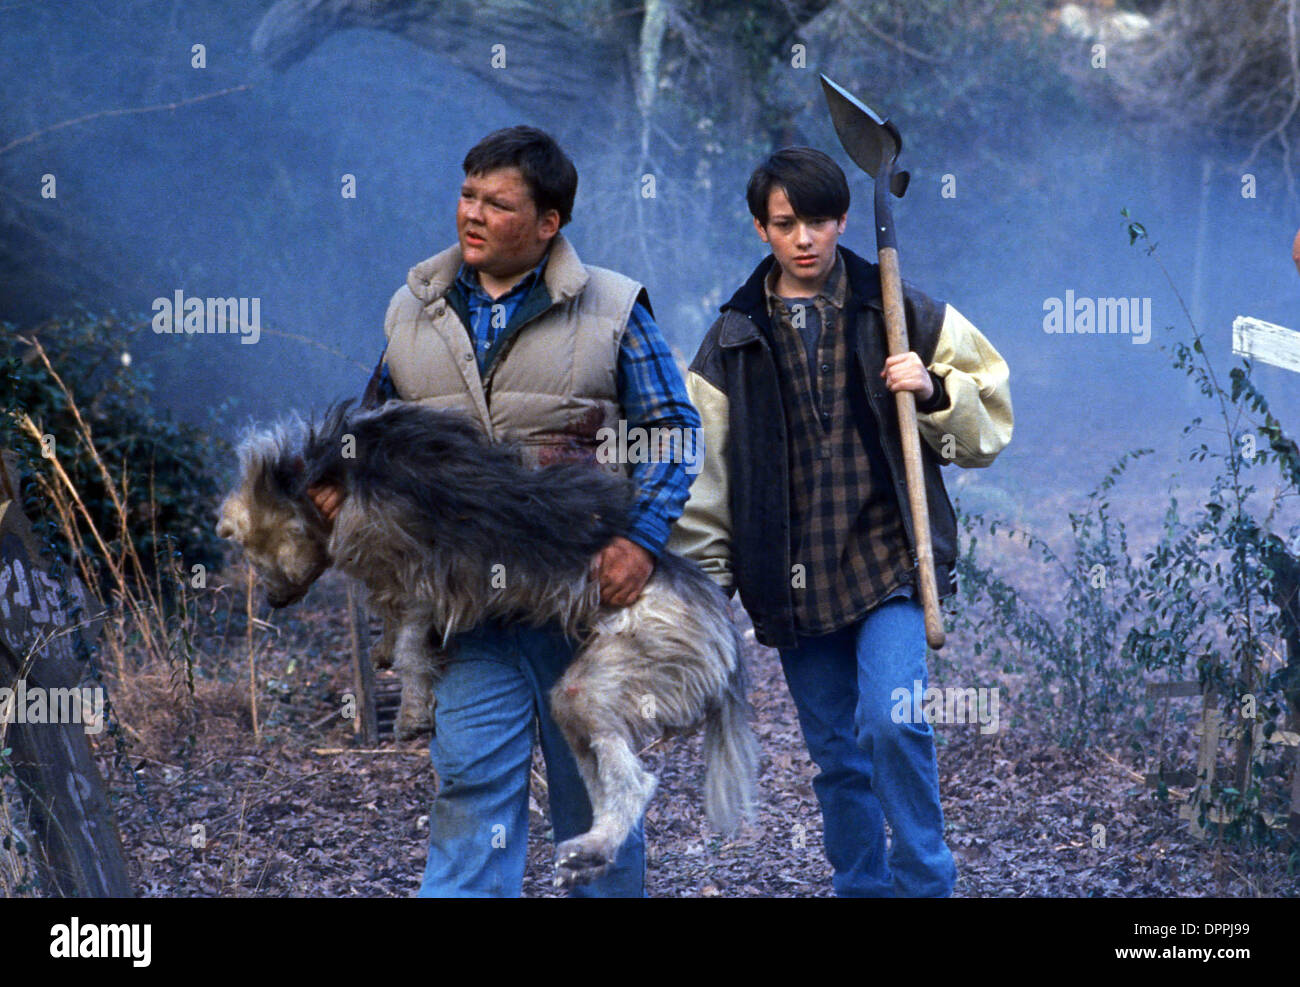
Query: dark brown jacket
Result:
<box><xmin>666</xmin><ymin>246</ymin><xmax>1013</xmax><ymax>649</ymax></box>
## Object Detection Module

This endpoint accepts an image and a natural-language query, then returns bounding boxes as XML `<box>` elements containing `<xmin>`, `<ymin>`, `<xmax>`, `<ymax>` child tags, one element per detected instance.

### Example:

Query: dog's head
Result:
<box><xmin>216</xmin><ymin>424</ymin><xmax>332</xmax><ymax>608</ymax></box>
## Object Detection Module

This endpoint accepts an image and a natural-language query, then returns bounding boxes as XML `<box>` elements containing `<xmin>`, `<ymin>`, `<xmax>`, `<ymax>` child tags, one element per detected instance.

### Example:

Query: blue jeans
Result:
<box><xmin>778</xmin><ymin>596</ymin><xmax>956</xmax><ymax>897</ymax></box>
<box><xmin>418</xmin><ymin>618</ymin><xmax>646</xmax><ymax>897</ymax></box>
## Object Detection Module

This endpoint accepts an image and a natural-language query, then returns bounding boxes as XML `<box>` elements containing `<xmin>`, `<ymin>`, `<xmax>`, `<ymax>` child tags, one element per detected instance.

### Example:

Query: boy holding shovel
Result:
<box><xmin>668</xmin><ymin>147</ymin><xmax>1012</xmax><ymax>896</ymax></box>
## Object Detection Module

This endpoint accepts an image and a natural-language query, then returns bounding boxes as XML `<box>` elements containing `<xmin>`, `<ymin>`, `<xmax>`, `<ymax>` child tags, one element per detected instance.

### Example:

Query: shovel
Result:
<box><xmin>820</xmin><ymin>73</ymin><xmax>945</xmax><ymax>650</ymax></box>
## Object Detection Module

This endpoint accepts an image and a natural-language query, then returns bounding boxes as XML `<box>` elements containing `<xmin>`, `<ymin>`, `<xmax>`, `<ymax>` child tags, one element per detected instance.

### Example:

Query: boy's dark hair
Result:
<box><xmin>746</xmin><ymin>147</ymin><xmax>850</xmax><ymax>225</ymax></box>
<box><xmin>463</xmin><ymin>125</ymin><xmax>578</xmax><ymax>227</ymax></box>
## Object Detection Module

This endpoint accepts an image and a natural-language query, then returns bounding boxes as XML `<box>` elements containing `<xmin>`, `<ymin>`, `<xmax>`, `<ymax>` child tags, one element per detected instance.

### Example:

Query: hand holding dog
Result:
<box><xmin>596</xmin><ymin>536</ymin><xmax>654</xmax><ymax>607</ymax></box>
<box><xmin>309</xmin><ymin>484</ymin><xmax>344</xmax><ymax>525</ymax></box>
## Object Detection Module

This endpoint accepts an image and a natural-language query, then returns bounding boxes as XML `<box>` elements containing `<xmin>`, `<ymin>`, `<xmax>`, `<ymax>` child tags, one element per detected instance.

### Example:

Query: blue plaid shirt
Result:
<box><xmin>366</xmin><ymin>256</ymin><xmax>700</xmax><ymax>558</ymax></box>
<box><xmin>456</xmin><ymin>258</ymin><xmax>547</xmax><ymax>375</ymax></box>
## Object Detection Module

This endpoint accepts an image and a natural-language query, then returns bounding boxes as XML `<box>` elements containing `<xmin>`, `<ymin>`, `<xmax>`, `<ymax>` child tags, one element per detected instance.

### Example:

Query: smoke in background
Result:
<box><xmin>2</xmin><ymin>0</ymin><xmax>1298</xmax><ymax>523</ymax></box>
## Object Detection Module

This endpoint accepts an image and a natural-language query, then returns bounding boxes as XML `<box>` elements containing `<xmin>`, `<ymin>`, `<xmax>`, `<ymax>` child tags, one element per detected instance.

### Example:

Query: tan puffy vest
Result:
<box><xmin>382</xmin><ymin>233</ymin><xmax>642</xmax><ymax>473</ymax></box>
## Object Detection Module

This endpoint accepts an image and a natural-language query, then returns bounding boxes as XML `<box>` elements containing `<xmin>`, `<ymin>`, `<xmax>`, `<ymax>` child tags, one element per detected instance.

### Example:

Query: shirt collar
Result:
<box><xmin>763</xmin><ymin>249</ymin><xmax>848</xmax><ymax>312</ymax></box>
<box><xmin>455</xmin><ymin>249</ymin><xmax>551</xmax><ymax>301</ymax></box>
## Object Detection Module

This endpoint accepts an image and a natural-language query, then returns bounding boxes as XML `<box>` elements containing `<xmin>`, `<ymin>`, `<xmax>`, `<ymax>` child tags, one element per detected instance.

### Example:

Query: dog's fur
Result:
<box><xmin>216</xmin><ymin>401</ymin><xmax>758</xmax><ymax>888</ymax></box>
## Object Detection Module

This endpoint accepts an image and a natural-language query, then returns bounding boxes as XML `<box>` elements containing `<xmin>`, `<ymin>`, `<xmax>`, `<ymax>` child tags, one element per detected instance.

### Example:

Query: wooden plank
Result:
<box><xmin>1194</xmin><ymin>693</ymin><xmax>1222</xmax><ymax>787</ymax></box>
<box><xmin>1145</xmin><ymin>680</ymin><xmax>1202</xmax><ymax>699</ymax></box>
<box><xmin>3</xmin><ymin>637</ymin><xmax>133</xmax><ymax>897</ymax></box>
<box><xmin>0</xmin><ymin>451</ymin><xmax>18</xmax><ymax>504</ymax></box>
<box><xmin>0</xmin><ymin>494</ymin><xmax>131</xmax><ymax>898</ymax></box>
<box><xmin>347</xmin><ymin>581</ymin><xmax>378</xmax><ymax>747</ymax></box>
<box><xmin>1232</xmin><ymin>316</ymin><xmax>1300</xmax><ymax>374</ymax></box>
<box><xmin>373</xmin><ymin>676</ymin><xmax>403</xmax><ymax>740</ymax></box>
<box><xmin>0</xmin><ymin>504</ymin><xmax>104</xmax><ymax>661</ymax></box>
<box><xmin>1144</xmin><ymin>683</ymin><xmax>1217</xmax><ymax>799</ymax></box>
<box><xmin>1289</xmin><ymin>744</ymin><xmax>1300</xmax><ymax>840</ymax></box>
<box><xmin>1179</xmin><ymin>691</ymin><xmax>1225</xmax><ymax>837</ymax></box>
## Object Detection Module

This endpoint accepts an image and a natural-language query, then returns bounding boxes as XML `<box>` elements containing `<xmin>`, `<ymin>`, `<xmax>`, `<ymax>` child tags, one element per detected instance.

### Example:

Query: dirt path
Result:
<box><xmin>99</xmin><ymin>576</ymin><xmax>1297</xmax><ymax>898</ymax></box>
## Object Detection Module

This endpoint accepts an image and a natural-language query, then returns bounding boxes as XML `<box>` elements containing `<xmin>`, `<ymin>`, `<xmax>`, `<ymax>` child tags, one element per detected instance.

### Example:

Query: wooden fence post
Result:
<box><xmin>0</xmin><ymin>476</ymin><xmax>131</xmax><ymax>897</ymax></box>
<box><xmin>346</xmin><ymin>581</ymin><xmax>378</xmax><ymax>746</ymax></box>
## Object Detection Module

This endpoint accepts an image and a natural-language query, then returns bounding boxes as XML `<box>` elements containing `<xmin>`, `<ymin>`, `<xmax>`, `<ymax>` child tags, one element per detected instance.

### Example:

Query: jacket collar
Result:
<box><xmin>718</xmin><ymin>245</ymin><xmax>883</xmax><ymax>348</ymax></box>
<box><xmin>406</xmin><ymin>231</ymin><xmax>589</xmax><ymax>308</ymax></box>
<box><xmin>763</xmin><ymin>249</ymin><xmax>847</xmax><ymax>312</ymax></box>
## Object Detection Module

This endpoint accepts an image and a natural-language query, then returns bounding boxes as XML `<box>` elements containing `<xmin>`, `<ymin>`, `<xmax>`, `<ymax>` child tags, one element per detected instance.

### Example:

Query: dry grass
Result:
<box><xmin>0</xmin><ymin>336</ymin><xmax>276</xmax><ymax>896</ymax></box>
<box><xmin>105</xmin><ymin>670</ymin><xmax>252</xmax><ymax>763</ymax></box>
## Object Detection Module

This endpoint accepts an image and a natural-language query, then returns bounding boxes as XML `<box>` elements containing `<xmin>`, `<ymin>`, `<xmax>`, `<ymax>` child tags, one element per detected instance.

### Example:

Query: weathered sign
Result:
<box><xmin>0</xmin><ymin>452</ymin><xmax>129</xmax><ymax>897</ymax></box>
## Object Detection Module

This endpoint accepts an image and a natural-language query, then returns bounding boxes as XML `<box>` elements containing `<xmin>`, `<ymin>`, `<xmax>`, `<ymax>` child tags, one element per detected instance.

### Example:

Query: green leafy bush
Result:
<box><xmin>0</xmin><ymin>310</ymin><xmax>228</xmax><ymax>594</ymax></box>
<box><xmin>954</xmin><ymin>213</ymin><xmax>1300</xmax><ymax>852</ymax></box>
<box><xmin>1118</xmin><ymin>214</ymin><xmax>1300</xmax><ymax>847</ymax></box>
<box><xmin>954</xmin><ymin>450</ymin><xmax>1151</xmax><ymax>749</ymax></box>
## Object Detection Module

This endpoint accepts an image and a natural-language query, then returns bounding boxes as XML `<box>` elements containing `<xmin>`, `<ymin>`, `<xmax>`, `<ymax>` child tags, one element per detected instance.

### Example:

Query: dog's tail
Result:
<box><xmin>702</xmin><ymin>624</ymin><xmax>759</xmax><ymax>832</ymax></box>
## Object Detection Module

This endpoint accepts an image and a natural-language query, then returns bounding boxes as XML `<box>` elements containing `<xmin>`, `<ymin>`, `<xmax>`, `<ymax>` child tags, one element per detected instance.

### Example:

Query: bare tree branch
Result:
<box><xmin>0</xmin><ymin>84</ymin><xmax>252</xmax><ymax>157</ymax></box>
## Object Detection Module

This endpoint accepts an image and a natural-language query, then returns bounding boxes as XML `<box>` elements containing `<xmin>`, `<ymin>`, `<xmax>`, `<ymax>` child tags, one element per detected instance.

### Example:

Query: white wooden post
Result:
<box><xmin>1232</xmin><ymin>316</ymin><xmax>1300</xmax><ymax>374</ymax></box>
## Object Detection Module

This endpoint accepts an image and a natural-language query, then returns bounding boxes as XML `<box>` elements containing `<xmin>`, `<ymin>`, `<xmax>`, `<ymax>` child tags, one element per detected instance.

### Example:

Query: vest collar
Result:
<box><xmin>717</xmin><ymin>255</ymin><xmax>774</xmax><ymax>348</ymax></box>
<box><xmin>406</xmin><ymin>232</ymin><xmax>590</xmax><ymax>308</ymax></box>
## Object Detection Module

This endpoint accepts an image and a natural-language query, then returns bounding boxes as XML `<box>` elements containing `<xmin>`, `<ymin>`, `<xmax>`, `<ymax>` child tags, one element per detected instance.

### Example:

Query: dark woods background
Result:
<box><xmin>4</xmin><ymin>0</ymin><xmax>1298</xmax><ymax>467</ymax></box>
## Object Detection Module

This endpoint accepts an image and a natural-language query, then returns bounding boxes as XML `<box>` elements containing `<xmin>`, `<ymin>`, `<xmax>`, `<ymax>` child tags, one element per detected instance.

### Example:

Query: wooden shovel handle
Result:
<box><xmin>878</xmin><ymin>246</ymin><xmax>946</xmax><ymax>650</ymax></box>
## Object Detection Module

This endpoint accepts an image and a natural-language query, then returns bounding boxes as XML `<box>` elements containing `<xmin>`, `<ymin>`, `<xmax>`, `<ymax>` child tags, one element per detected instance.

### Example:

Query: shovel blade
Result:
<box><xmin>820</xmin><ymin>74</ymin><xmax>907</xmax><ymax>196</ymax></box>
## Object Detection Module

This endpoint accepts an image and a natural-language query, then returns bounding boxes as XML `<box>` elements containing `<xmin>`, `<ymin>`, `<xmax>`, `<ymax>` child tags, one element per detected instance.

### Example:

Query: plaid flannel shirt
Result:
<box><xmin>765</xmin><ymin>254</ymin><xmax>915</xmax><ymax>635</ymax></box>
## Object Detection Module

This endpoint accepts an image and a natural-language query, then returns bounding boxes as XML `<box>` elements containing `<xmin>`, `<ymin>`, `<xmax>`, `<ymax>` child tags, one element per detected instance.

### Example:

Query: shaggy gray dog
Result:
<box><xmin>216</xmin><ymin>401</ymin><xmax>757</xmax><ymax>888</ymax></box>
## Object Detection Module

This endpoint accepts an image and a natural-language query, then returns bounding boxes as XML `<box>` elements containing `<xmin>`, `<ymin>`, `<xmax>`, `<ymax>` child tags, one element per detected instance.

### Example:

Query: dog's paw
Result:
<box><xmin>370</xmin><ymin>640</ymin><xmax>393</xmax><ymax>670</ymax></box>
<box><xmin>554</xmin><ymin>834</ymin><xmax>615</xmax><ymax>889</ymax></box>
<box><xmin>394</xmin><ymin>704</ymin><xmax>434</xmax><ymax>741</ymax></box>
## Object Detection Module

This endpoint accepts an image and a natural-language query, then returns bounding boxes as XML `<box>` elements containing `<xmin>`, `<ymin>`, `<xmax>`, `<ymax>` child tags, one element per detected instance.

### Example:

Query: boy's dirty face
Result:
<box><xmin>457</xmin><ymin>166</ymin><xmax>558</xmax><ymax>283</ymax></box>
<box><xmin>754</xmin><ymin>186</ymin><xmax>846</xmax><ymax>294</ymax></box>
